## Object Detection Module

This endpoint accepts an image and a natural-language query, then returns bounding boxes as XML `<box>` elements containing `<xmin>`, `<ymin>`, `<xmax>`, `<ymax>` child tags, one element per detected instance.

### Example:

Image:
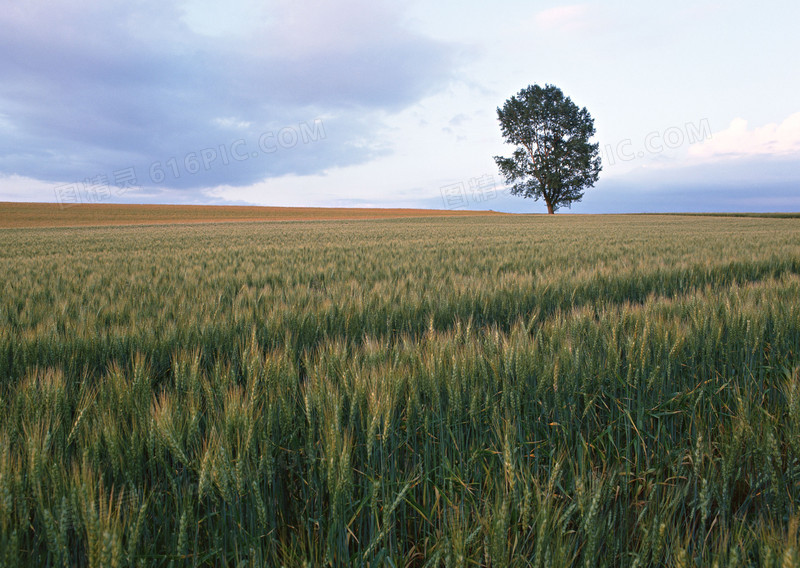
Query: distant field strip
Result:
<box><xmin>0</xmin><ymin>202</ymin><xmax>503</xmax><ymax>228</ymax></box>
<box><xmin>2</xmin><ymin>214</ymin><xmax>800</xmax><ymax>566</ymax></box>
<box><xmin>653</xmin><ymin>212</ymin><xmax>800</xmax><ymax>219</ymax></box>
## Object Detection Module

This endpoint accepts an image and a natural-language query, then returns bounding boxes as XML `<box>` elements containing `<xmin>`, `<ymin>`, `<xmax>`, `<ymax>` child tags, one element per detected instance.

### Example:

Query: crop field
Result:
<box><xmin>1</xmin><ymin>210</ymin><xmax>800</xmax><ymax>566</ymax></box>
<box><xmin>0</xmin><ymin>202</ymin><xmax>498</xmax><ymax>229</ymax></box>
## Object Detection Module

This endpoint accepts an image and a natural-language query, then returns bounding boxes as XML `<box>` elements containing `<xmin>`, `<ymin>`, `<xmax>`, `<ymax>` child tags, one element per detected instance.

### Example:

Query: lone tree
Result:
<box><xmin>494</xmin><ymin>84</ymin><xmax>601</xmax><ymax>214</ymax></box>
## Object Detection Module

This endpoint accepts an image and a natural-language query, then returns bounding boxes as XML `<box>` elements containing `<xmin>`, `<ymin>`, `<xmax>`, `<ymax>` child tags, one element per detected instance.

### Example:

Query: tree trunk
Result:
<box><xmin>546</xmin><ymin>201</ymin><xmax>555</xmax><ymax>214</ymax></box>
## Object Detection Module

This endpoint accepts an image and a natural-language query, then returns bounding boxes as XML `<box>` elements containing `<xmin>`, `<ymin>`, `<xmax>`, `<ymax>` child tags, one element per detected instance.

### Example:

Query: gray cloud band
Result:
<box><xmin>1</xmin><ymin>1</ymin><xmax>456</xmax><ymax>197</ymax></box>
<box><xmin>54</xmin><ymin>120</ymin><xmax>326</xmax><ymax>207</ymax></box>
<box><xmin>146</xmin><ymin>120</ymin><xmax>326</xmax><ymax>184</ymax></box>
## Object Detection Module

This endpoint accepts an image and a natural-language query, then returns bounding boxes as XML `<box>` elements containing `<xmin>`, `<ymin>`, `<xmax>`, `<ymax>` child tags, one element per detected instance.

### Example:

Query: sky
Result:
<box><xmin>1</xmin><ymin>0</ymin><xmax>799</xmax><ymax>213</ymax></box>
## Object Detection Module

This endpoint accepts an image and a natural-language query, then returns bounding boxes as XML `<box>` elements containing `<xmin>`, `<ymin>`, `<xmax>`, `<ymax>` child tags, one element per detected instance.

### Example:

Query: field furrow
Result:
<box><xmin>1</xmin><ymin>213</ymin><xmax>799</xmax><ymax>566</ymax></box>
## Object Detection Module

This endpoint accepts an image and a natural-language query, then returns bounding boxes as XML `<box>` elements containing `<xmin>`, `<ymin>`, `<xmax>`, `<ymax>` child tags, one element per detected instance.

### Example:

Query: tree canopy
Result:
<box><xmin>494</xmin><ymin>84</ymin><xmax>601</xmax><ymax>214</ymax></box>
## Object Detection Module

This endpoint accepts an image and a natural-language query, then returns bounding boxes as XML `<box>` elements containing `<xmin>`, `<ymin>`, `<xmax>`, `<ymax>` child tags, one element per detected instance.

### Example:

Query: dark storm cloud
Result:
<box><xmin>0</xmin><ymin>1</ymin><xmax>456</xmax><ymax>192</ymax></box>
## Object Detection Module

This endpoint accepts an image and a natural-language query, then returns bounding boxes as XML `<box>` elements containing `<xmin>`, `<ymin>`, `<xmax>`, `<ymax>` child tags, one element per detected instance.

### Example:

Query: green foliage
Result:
<box><xmin>494</xmin><ymin>84</ymin><xmax>601</xmax><ymax>213</ymax></box>
<box><xmin>1</xmin><ymin>214</ymin><xmax>800</xmax><ymax>565</ymax></box>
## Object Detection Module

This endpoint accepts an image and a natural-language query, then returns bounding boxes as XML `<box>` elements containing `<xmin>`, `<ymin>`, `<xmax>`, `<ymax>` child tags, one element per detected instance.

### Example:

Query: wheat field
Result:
<box><xmin>1</xmin><ymin>211</ymin><xmax>800</xmax><ymax>566</ymax></box>
<box><xmin>0</xmin><ymin>202</ymin><xmax>499</xmax><ymax>228</ymax></box>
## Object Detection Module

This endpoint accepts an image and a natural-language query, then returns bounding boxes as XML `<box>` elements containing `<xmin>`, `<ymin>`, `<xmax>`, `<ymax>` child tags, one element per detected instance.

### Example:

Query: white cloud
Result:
<box><xmin>689</xmin><ymin>112</ymin><xmax>800</xmax><ymax>160</ymax></box>
<box><xmin>0</xmin><ymin>113</ymin><xmax>13</xmax><ymax>132</ymax></box>
<box><xmin>212</xmin><ymin>117</ymin><xmax>253</xmax><ymax>130</ymax></box>
<box><xmin>533</xmin><ymin>4</ymin><xmax>594</xmax><ymax>33</ymax></box>
<box><xmin>180</xmin><ymin>0</ymin><xmax>265</xmax><ymax>37</ymax></box>
<box><xmin>0</xmin><ymin>174</ymin><xmax>63</xmax><ymax>202</ymax></box>
<box><xmin>264</xmin><ymin>0</ymin><xmax>408</xmax><ymax>59</ymax></box>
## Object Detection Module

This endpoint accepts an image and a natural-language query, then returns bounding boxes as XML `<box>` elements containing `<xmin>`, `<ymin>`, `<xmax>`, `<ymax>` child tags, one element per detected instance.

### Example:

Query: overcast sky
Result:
<box><xmin>1</xmin><ymin>0</ymin><xmax>798</xmax><ymax>213</ymax></box>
